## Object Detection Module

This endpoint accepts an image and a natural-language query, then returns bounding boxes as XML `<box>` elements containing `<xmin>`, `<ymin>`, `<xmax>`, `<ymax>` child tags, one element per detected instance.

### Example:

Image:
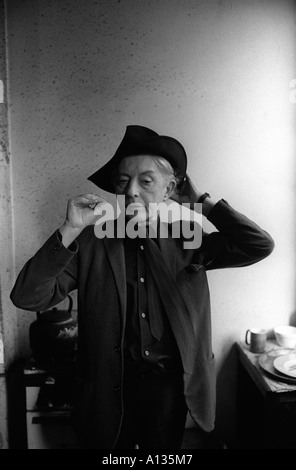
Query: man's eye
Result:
<box><xmin>117</xmin><ymin>180</ymin><xmax>128</xmax><ymax>186</ymax></box>
<box><xmin>141</xmin><ymin>180</ymin><xmax>152</xmax><ymax>185</ymax></box>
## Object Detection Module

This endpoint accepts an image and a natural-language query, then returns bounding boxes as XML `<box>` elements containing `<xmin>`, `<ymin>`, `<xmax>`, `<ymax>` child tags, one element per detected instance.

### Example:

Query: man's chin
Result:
<box><xmin>124</xmin><ymin>203</ymin><xmax>158</xmax><ymax>226</ymax></box>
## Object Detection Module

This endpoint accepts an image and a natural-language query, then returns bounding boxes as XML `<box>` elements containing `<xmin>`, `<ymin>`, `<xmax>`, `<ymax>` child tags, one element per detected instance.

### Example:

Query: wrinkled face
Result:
<box><xmin>114</xmin><ymin>156</ymin><xmax>175</xmax><ymax>221</ymax></box>
<box><xmin>115</xmin><ymin>155</ymin><xmax>174</xmax><ymax>206</ymax></box>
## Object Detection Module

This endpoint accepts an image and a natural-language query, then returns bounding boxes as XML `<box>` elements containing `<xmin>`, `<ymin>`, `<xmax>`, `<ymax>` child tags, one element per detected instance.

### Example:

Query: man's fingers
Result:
<box><xmin>79</xmin><ymin>193</ymin><xmax>107</xmax><ymax>202</ymax></box>
<box><xmin>72</xmin><ymin>193</ymin><xmax>107</xmax><ymax>207</ymax></box>
<box><xmin>83</xmin><ymin>193</ymin><xmax>107</xmax><ymax>200</ymax></box>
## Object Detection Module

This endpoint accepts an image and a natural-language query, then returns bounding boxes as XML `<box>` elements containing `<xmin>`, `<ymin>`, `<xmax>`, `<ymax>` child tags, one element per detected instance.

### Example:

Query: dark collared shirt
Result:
<box><xmin>123</xmin><ymin>236</ymin><xmax>183</xmax><ymax>375</ymax></box>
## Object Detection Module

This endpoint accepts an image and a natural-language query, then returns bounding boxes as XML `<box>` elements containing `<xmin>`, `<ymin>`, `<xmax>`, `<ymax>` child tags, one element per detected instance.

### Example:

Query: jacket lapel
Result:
<box><xmin>144</xmin><ymin>236</ymin><xmax>197</xmax><ymax>373</ymax></box>
<box><xmin>158</xmin><ymin>222</ymin><xmax>178</xmax><ymax>276</ymax></box>
<box><xmin>102</xmin><ymin>237</ymin><xmax>126</xmax><ymax>327</ymax></box>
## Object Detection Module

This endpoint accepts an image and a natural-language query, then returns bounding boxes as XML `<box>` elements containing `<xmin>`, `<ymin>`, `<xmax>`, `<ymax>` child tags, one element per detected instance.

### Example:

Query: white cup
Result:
<box><xmin>245</xmin><ymin>328</ymin><xmax>267</xmax><ymax>353</ymax></box>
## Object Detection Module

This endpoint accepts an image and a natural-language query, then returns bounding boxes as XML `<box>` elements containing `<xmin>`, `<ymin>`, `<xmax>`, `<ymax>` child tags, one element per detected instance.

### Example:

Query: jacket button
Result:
<box><xmin>114</xmin><ymin>346</ymin><xmax>121</xmax><ymax>353</ymax></box>
<box><xmin>53</xmin><ymin>245</ymin><xmax>60</xmax><ymax>251</ymax></box>
<box><xmin>114</xmin><ymin>385</ymin><xmax>121</xmax><ymax>392</ymax></box>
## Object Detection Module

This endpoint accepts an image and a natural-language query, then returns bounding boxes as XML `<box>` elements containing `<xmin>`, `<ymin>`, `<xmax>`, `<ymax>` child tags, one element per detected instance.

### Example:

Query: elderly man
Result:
<box><xmin>10</xmin><ymin>125</ymin><xmax>274</xmax><ymax>449</ymax></box>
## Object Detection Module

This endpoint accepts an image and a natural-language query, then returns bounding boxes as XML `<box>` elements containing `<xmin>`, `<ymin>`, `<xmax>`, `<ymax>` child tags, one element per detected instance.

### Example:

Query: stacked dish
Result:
<box><xmin>259</xmin><ymin>348</ymin><xmax>296</xmax><ymax>384</ymax></box>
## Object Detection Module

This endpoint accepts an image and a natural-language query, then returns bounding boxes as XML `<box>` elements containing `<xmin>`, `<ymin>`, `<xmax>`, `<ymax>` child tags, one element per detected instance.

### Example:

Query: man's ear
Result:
<box><xmin>163</xmin><ymin>180</ymin><xmax>176</xmax><ymax>200</ymax></box>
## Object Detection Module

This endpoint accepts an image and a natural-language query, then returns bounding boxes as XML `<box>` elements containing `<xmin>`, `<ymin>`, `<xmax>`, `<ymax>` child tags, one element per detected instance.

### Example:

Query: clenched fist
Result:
<box><xmin>59</xmin><ymin>193</ymin><xmax>107</xmax><ymax>248</ymax></box>
<box><xmin>64</xmin><ymin>193</ymin><xmax>107</xmax><ymax>230</ymax></box>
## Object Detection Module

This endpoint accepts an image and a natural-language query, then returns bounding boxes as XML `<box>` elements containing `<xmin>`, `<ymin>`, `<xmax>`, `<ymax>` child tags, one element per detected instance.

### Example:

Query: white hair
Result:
<box><xmin>151</xmin><ymin>156</ymin><xmax>181</xmax><ymax>194</ymax></box>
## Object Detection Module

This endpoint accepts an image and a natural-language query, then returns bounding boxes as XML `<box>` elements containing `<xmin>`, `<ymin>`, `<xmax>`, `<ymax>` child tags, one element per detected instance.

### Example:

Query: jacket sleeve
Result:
<box><xmin>200</xmin><ymin>199</ymin><xmax>275</xmax><ymax>270</ymax></box>
<box><xmin>10</xmin><ymin>230</ymin><xmax>78</xmax><ymax>311</ymax></box>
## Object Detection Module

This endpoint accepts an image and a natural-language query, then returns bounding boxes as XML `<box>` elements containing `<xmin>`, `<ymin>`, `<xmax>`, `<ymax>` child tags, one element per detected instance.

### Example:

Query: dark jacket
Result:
<box><xmin>10</xmin><ymin>199</ymin><xmax>274</xmax><ymax>448</ymax></box>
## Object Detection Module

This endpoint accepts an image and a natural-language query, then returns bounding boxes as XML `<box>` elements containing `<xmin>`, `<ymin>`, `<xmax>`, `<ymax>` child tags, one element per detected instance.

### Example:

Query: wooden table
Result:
<box><xmin>236</xmin><ymin>340</ymin><xmax>296</xmax><ymax>449</ymax></box>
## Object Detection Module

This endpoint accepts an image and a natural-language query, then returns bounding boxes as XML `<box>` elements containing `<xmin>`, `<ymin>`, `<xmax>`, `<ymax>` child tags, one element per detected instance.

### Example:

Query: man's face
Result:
<box><xmin>114</xmin><ymin>155</ymin><xmax>175</xmax><ymax>223</ymax></box>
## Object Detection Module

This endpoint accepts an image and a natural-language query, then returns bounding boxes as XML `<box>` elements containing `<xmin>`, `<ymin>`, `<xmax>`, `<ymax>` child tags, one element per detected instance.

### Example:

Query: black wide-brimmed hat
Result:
<box><xmin>87</xmin><ymin>125</ymin><xmax>187</xmax><ymax>193</ymax></box>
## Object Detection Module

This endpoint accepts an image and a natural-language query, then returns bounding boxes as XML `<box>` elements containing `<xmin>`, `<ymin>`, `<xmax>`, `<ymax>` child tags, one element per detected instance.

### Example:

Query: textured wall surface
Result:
<box><xmin>6</xmin><ymin>0</ymin><xmax>296</xmax><ymax>446</ymax></box>
<box><xmin>0</xmin><ymin>377</ymin><xmax>8</xmax><ymax>448</ymax></box>
<box><xmin>0</xmin><ymin>0</ymin><xmax>16</xmax><ymax>449</ymax></box>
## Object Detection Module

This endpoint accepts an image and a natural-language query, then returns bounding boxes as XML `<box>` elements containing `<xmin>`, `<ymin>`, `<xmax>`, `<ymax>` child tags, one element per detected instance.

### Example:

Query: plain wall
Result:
<box><xmin>5</xmin><ymin>0</ymin><xmax>296</xmax><ymax>446</ymax></box>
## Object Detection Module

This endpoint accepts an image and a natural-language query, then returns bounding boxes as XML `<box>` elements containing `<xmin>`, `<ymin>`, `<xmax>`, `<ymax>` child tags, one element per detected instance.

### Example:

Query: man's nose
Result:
<box><xmin>125</xmin><ymin>179</ymin><xmax>139</xmax><ymax>199</ymax></box>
